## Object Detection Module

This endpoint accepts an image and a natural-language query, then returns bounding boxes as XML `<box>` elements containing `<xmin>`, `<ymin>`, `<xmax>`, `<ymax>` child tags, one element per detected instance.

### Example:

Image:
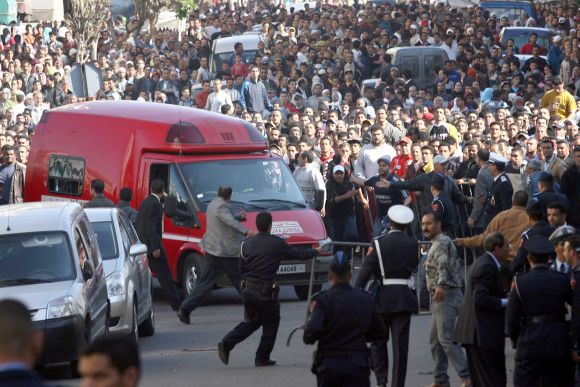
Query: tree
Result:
<box><xmin>128</xmin><ymin>0</ymin><xmax>173</xmax><ymax>36</ymax></box>
<box><xmin>65</xmin><ymin>0</ymin><xmax>111</xmax><ymax>63</ymax></box>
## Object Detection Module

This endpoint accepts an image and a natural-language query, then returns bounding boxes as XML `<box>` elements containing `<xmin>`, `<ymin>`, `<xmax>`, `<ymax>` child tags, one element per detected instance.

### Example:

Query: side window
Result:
<box><xmin>48</xmin><ymin>155</ymin><xmax>86</xmax><ymax>196</ymax></box>
<box><xmin>74</xmin><ymin>229</ymin><xmax>91</xmax><ymax>271</ymax></box>
<box><xmin>117</xmin><ymin>215</ymin><xmax>132</xmax><ymax>253</ymax></box>
<box><xmin>168</xmin><ymin>164</ymin><xmax>193</xmax><ymax>226</ymax></box>
<box><xmin>119</xmin><ymin>213</ymin><xmax>138</xmax><ymax>245</ymax></box>
<box><xmin>78</xmin><ymin>216</ymin><xmax>100</xmax><ymax>268</ymax></box>
<box><xmin>424</xmin><ymin>55</ymin><xmax>444</xmax><ymax>82</ymax></box>
<box><xmin>400</xmin><ymin>56</ymin><xmax>419</xmax><ymax>80</ymax></box>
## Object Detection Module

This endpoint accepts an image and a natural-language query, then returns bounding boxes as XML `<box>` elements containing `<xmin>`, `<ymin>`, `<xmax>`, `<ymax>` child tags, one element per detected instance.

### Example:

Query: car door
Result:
<box><xmin>399</xmin><ymin>54</ymin><xmax>421</xmax><ymax>88</ymax></box>
<box><xmin>119</xmin><ymin>212</ymin><xmax>150</xmax><ymax>317</ymax></box>
<box><xmin>77</xmin><ymin>215</ymin><xmax>109</xmax><ymax>339</ymax></box>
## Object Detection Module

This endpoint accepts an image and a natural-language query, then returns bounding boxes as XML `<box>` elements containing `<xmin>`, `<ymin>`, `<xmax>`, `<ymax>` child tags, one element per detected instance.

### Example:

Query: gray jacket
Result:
<box><xmin>117</xmin><ymin>200</ymin><xmax>138</xmax><ymax>225</ymax></box>
<box><xmin>200</xmin><ymin>197</ymin><xmax>248</xmax><ymax>257</ymax></box>
<box><xmin>469</xmin><ymin>164</ymin><xmax>493</xmax><ymax>227</ymax></box>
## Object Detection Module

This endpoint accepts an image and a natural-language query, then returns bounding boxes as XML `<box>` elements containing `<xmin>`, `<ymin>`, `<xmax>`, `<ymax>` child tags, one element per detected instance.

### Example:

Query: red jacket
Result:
<box><xmin>390</xmin><ymin>154</ymin><xmax>412</xmax><ymax>178</ymax></box>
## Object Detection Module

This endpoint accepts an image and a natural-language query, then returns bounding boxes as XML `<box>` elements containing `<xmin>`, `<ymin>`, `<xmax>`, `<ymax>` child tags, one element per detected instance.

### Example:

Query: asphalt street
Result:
<box><xmin>44</xmin><ymin>282</ymin><xmax>517</xmax><ymax>387</ymax></box>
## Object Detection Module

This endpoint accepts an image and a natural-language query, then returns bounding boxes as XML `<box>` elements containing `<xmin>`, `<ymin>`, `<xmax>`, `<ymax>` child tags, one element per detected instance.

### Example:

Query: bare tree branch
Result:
<box><xmin>65</xmin><ymin>0</ymin><xmax>111</xmax><ymax>63</ymax></box>
<box><xmin>130</xmin><ymin>0</ymin><xmax>174</xmax><ymax>36</ymax></box>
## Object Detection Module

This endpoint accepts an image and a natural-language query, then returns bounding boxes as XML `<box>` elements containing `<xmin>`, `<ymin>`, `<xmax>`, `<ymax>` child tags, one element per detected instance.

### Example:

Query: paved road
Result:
<box><xmin>45</xmin><ymin>285</ymin><xmax>516</xmax><ymax>387</ymax></box>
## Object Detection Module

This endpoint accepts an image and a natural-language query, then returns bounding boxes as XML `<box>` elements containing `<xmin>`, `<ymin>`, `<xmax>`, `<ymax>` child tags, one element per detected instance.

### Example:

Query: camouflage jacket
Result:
<box><xmin>425</xmin><ymin>233</ymin><xmax>463</xmax><ymax>291</ymax></box>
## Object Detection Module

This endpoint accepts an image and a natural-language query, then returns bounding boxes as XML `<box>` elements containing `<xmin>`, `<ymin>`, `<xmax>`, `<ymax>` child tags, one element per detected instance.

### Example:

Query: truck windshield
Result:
<box><xmin>0</xmin><ymin>232</ymin><xmax>75</xmax><ymax>286</ymax></box>
<box><xmin>179</xmin><ymin>159</ymin><xmax>307</xmax><ymax>211</ymax></box>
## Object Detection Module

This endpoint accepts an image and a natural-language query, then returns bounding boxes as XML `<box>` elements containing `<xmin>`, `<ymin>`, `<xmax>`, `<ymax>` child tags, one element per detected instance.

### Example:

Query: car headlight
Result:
<box><xmin>316</xmin><ymin>237</ymin><xmax>333</xmax><ymax>255</ymax></box>
<box><xmin>106</xmin><ymin>271</ymin><xmax>125</xmax><ymax>297</ymax></box>
<box><xmin>47</xmin><ymin>296</ymin><xmax>76</xmax><ymax>319</ymax></box>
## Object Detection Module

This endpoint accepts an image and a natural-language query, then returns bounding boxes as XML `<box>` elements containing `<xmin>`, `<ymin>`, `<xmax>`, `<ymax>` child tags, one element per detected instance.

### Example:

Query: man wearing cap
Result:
<box><xmin>218</xmin><ymin>211</ymin><xmax>318</xmax><ymax>367</ymax></box>
<box><xmin>351</xmin><ymin>157</ymin><xmax>408</xmax><ymax>237</ymax></box>
<box><xmin>507</xmin><ymin>235</ymin><xmax>574</xmax><ymax>387</ymax></box>
<box><xmin>548</xmin><ymin>225</ymin><xmax>576</xmax><ymax>275</ymax></box>
<box><xmin>527</xmin><ymin>172</ymin><xmax>569</xmax><ymax>216</ymax></box>
<box><xmin>455</xmin><ymin>232</ymin><xmax>510</xmax><ymax>387</ymax></box>
<box><xmin>304</xmin><ymin>252</ymin><xmax>388</xmax><ymax>387</ymax></box>
<box><xmin>325</xmin><ymin>165</ymin><xmax>359</xmax><ymax>248</ymax></box>
<box><xmin>422</xmin><ymin>212</ymin><xmax>471</xmax><ymax>387</ymax></box>
<box><xmin>547</xmin><ymin>35</ymin><xmax>564</xmax><ymax>76</ymax></box>
<box><xmin>390</xmin><ymin>137</ymin><xmax>413</xmax><ymax>179</ymax></box>
<box><xmin>483</xmin><ymin>152</ymin><xmax>513</xmax><ymax>227</ymax></box>
<box><xmin>355</xmin><ymin>205</ymin><xmax>418</xmax><ymax>387</ymax></box>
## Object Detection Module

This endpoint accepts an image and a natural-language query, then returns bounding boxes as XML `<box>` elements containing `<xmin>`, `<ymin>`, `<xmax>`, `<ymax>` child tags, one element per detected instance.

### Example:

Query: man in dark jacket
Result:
<box><xmin>84</xmin><ymin>179</ymin><xmax>115</xmax><ymax>208</ymax></box>
<box><xmin>455</xmin><ymin>232</ymin><xmax>509</xmax><ymax>387</ymax></box>
<box><xmin>355</xmin><ymin>205</ymin><xmax>418</xmax><ymax>387</ymax></box>
<box><xmin>560</xmin><ymin>146</ymin><xmax>580</xmax><ymax>227</ymax></box>
<box><xmin>116</xmin><ymin>187</ymin><xmax>138</xmax><ymax>226</ymax></box>
<box><xmin>136</xmin><ymin>179</ymin><xmax>181</xmax><ymax>311</ymax></box>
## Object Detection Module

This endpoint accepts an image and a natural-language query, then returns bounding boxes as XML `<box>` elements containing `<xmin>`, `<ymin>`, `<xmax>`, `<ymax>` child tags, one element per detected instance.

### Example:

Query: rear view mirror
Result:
<box><xmin>129</xmin><ymin>243</ymin><xmax>147</xmax><ymax>257</ymax></box>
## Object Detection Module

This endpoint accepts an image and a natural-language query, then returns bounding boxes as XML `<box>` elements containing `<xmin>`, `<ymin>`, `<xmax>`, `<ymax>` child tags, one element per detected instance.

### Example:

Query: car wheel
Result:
<box><xmin>294</xmin><ymin>285</ymin><xmax>322</xmax><ymax>301</ymax></box>
<box><xmin>129</xmin><ymin>301</ymin><xmax>139</xmax><ymax>344</ymax></box>
<box><xmin>138</xmin><ymin>291</ymin><xmax>155</xmax><ymax>337</ymax></box>
<box><xmin>181</xmin><ymin>253</ymin><xmax>206</xmax><ymax>297</ymax></box>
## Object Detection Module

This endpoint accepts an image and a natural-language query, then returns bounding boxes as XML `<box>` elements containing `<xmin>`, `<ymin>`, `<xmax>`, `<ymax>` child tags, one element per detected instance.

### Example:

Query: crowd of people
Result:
<box><xmin>0</xmin><ymin>0</ymin><xmax>580</xmax><ymax>385</ymax></box>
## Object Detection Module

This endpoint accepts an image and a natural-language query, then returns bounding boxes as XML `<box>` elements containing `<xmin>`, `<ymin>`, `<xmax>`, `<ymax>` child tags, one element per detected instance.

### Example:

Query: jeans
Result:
<box><xmin>429</xmin><ymin>288</ymin><xmax>470</xmax><ymax>386</ymax></box>
<box><xmin>180</xmin><ymin>253</ymin><xmax>243</xmax><ymax>314</ymax></box>
<box><xmin>331</xmin><ymin>213</ymin><xmax>357</xmax><ymax>250</ymax></box>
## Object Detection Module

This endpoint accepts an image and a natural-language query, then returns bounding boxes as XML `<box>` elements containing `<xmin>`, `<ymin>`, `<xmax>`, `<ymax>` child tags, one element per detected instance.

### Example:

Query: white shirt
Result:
<box><xmin>293</xmin><ymin>163</ymin><xmax>326</xmax><ymax>209</ymax></box>
<box><xmin>205</xmin><ymin>90</ymin><xmax>233</xmax><ymax>113</ymax></box>
<box><xmin>354</xmin><ymin>143</ymin><xmax>397</xmax><ymax>179</ymax></box>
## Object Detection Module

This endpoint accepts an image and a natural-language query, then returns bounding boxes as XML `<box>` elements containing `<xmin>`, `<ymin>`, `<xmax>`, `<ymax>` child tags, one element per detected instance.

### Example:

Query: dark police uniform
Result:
<box><xmin>511</xmin><ymin>220</ymin><xmax>556</xmax><ymax>275</ymax></box>
<box><xmin>354</xmin><ymin>219</ymin><xmax>418</xmax><ymax>387</ymax></box>
<box><xmin>219</xmin><ymin>232</ymin><xmax>317</xmax><ymax>365</ymax></box>
<box><xmin>506</xmin><ymin>235</ymin><xmax>574</xmax><ymax>387</ymax></box>
<box><xmin>572</xmin><ymin>264</ymin><xmax>580</xmax><ymax>386</ymax></box>
<box><xmin>304</xmin><ymin>253</ymin><xmax>388</xmax><ymax>387</ymax></box>
<box><xmin>432</xmin><ymin>191</ymin><xmax>457</xmax><ymax>238</ymax></box>
<box><xmin>484</xmin><ymin>172</ymin><xmax>513</xmax><ymax>227</ymax></box>
<box><xmin>528</xmin><ymin>189</ymin><xmax>570</xmax><ymax>216</ymax></box>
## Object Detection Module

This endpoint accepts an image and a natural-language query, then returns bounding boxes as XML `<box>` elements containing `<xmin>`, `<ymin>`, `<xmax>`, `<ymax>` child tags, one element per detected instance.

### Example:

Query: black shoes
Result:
<box><xmin>218</xmin><ymin>341</ymin><xmax>230</xmax><ymax>365</ymax></box>
<box><xmin>177</xmin><ymin>309</ymin><xmax>190</xmax><ymax>325</ymax></box>
<box><xmin>255</xmin><ymin>359</ymin><xmax>277</xmax><ymax>367</ymax></box>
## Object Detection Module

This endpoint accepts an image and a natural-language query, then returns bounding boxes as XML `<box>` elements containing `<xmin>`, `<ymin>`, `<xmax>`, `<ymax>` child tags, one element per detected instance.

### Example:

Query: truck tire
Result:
<box><xmin>181</xmin><ymin>253</ymin><xmax>206</xmax><ymax>298</ymax></box>
<box><xmin>294</xmin><ymin>285</ymin><xmax>322</xmax><ymax>301</ymax></box>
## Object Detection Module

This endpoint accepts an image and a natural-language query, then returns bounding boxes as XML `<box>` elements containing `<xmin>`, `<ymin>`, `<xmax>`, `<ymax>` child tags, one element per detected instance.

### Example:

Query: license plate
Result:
<box><xmin>277</xmin><ymin>264</ymin><xmax>306</xmax><ymax>274</ymax></box>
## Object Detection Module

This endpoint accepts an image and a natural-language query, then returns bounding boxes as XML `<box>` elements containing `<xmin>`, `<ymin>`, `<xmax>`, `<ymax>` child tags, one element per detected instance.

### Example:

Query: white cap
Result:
<box><xmin>559</xmin><ymin>17</ymin><xmax>566</xmax><ymax>23</ymax></box>
<box><xmin>489</xmin><ymin>152</ymin><xmax>507</xmax><ymax>165</ymax></box>
<box><xmin>333</xmin><ymin>165</ymin><xmax>345</xmax><ymax>173</ymax></box>
<box><xmin>432</xmin><ymin>154</ymin><xmax>448</xmax><ymax>164</ymax></box>
<box><xmin>467</xmin><ymin>27</ymin><xmax>474</xmax><ymax>34</ymax></box>
<box><xmin>554</xmin><ymin>35</ymin><xmax>562</xmax><ymax>43</ymax></box>
<box><xmin>387</xmin><ymin>205</ymin><xmax>414</xmax><ymax>225</ymax></box>
<box><xmin>410</xmin><ymin>24</ymin><xmax>418</xmax><ymax>29</ymax></box>
<box><xmin>446</xmin><ymin>28</ymin><xmax>454</xmax><ymax>35</ymax></box>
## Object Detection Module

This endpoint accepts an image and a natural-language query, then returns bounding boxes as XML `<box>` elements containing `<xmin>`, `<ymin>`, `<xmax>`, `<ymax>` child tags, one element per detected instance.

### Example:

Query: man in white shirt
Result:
<box><xmin>354</xmin><ymin>126</ymin><xmax>396</xmax><ymax>179</ymax></box>
<box><xmin>293</xmin><ymin>150</ymin><xmax>326</xmax><ymax>213</ymax></box>
<box><xmin>205</xmin><ymin>79</ymin><xmax>233</xmax><ymax>113</ymax></box>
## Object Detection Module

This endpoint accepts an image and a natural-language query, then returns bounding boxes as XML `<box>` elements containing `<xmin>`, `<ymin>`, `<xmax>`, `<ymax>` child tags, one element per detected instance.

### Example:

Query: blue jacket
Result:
<box><xmin>547</xmin><ymin>45</ymin><xmax>564</xmax><ymax>75</ymax></box>
<box><xmin>239</xmin><ymin>79</ymin><xmax>272</xmax><ymax>113</ymax></box>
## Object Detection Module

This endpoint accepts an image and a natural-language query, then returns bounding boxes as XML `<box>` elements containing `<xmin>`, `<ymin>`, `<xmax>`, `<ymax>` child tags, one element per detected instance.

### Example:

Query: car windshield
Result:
<box><xmin>502</xmin><ymin>31</ymin><xmax>551</xmax><ymax>52</ymax></box>
<box><xmin>213</xmin><ymin>50</ymin><xmax>258</xmax><ymax>72</ymax></box>
<box><xmin>0</xmin><ymin>232</ymin><xmax>75</xmax><ymax>286</ymax></box>
<box><xmin>90</xmin><ymin>221</ymin><xmax>118</xmax><ymax>260</ymax></box>
<box><xmin>483</xmin><ymin>7</ymin><xmax>527</xmax><ymax>22</ymax></box>
<box><xmin>179</xmin><ymin>158</ymin><xmax>306</xmax><ymax>211</ymax></box>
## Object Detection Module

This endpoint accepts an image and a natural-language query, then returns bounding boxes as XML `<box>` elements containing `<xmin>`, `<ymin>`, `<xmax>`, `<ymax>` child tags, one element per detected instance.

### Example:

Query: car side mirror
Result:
<box><xmin>129</xmin><ymin>243</ymin><xmax>147</xmax><ymax>257</ymax></box>
<box><xmin>81</xmin><ymin>263</ymin><xmax>93</xmax><ymax>282</ymax></box>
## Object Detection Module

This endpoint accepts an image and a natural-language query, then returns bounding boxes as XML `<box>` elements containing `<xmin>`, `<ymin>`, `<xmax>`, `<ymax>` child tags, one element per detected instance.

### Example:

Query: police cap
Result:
<box><xmin>524</xmin><ymin>235</ymin><xmax>554</xmax><ymax>256</ymax></box>
<box><xmin>488</xmin><ymin>152</ymin><xmax>508</xmax><ymax>167</ymax></box>
<box><xmin>549</xmin><ymin>225</ymin><xmax>576</xmax><ymax>244</ymax></box>
<box><xmin>387</xmin><ymin>205</ymin><xmax>414</xmax><ymax>225</ymax></box>
<box><xmin>432</xmin><ymin>154</ymin><xmax>448</xmax><ymax>164</ymax></box>
<box><xmin>329</xmin><ymin>251</ymin><xmax>351</xmax><ymax>275</ymax></box>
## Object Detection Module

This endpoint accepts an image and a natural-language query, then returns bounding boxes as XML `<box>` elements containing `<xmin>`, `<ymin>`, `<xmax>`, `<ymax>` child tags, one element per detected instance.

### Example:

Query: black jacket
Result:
<box><xmin>355</xmin><ymin>230</ymin><xmax>419</xmax><ymax>314</ymax></box>
<box><xmin>240</xmin><ymin>232</ymin><xmax>316</xmax><ymax>283</ymax></box>
<box><xmin>0</xmin><ymin>367</ymin><xmax>50</xmax><ymax>387</ymax></box>
<box><xmin>511</xmin><ymin>221</ymin><xmax>556</xmax><ymax>275</ymax></box>
<box><xmin>84</xmin><ymin>193</ymin><xmax>115</xmax><ymax>208</ymax></box>
<box><xmin>484</xmin><ymin>173</ymin><xmax>513</xmax><ymax>225</ymax></box>
<box><xmin>136</xmin><ymin>194</ymin><xmax>163</xmax><ymax>253</ymax></box>
<box><xmin>455</xmin><ymin>253</ymin><xmax>506</xmax><ymax>349</ymax></box>
<box><xmin>560</xmin><ymin>164</ymin><xmax>580</xmax><ymax>227</ymax></box>
<box><xmin>303</xmin><ymin>282</ymin><xmax>387</xmax><ymax>353</ymax></box>
<box><xmin>506</xmin><ymin>265</ymin><xmax>572</xmax><ymax>359</ymax></box>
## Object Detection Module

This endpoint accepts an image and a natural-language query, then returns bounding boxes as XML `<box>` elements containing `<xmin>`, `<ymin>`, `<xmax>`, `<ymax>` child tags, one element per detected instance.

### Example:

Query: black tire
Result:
<box><xmin>138</xmin><ymin>290</ymin><xmax>155</xmax><ymax>337</ymax></box>
<box><xmin>181</xmin><ymin>253</ymin><xmax>207</xmax><ymax>298</ymax></box>
<box><xmin>294</xmin><ymin>285</ymin><xmax>322</xmax><ymax>301</ymax></box>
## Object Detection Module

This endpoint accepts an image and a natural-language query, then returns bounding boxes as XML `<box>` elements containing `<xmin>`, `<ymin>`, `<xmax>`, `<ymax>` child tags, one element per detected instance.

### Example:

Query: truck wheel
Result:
<box><xmin>181</xmin><ymin>253</ymin><xmax>206</xmax><ymax>298</ymax></box>
<box><xmin>138</xmin><ymin>290</ymin><xmax>156</xmax><ymax>337</ymax></box>
<box><xmin>294</xmin><ymin>285</ymin><xmax>322</xmax><ymax>301</ymax></box>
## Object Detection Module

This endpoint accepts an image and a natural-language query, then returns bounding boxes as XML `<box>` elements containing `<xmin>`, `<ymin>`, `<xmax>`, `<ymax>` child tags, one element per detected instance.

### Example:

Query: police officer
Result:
<box><xmin>218</xmin><ymin>211</ymin><xmax>318</xmax><ymax>367</ymax></box>
<box><xmin>512</xmin><ymin>203</ymin><xmax>556</xmax><ymax>275</ymax></box>
<box><xmin>354</xmin><ymin>205</ymin><xmax>418</xmax><ymax>387</ymax></box>
<box><xmin>304</xmin><ymin>252</ymin><xmax>388</xmax><ymax>387</ymax></box>
<box><xmin>506</xmin><ymin>235</ymin><xmax>574</xmax><ymax>387</ymax></box>
<box><xmin>566</xmin><ymin>236</ymin><xmax>580</xmax><ymax>381</ymax></box>
<box><xmin>548</xmin><ymin>225</ymin><xmax>576</xmax><ymax>275</ymax></box>
<box><xmin>430</xmin><ymin>174</ymin><xmax>457</xmax><ymax>238</ymax></box>
<box><xmin>527</xmin><ymin>172</ymin><xmax>570</xmax><ymax>216</ymax></box>
<box><xmin>483</xmin><ymin>152</ymin><xmax>514</xmax><ymax>227</ymax></box>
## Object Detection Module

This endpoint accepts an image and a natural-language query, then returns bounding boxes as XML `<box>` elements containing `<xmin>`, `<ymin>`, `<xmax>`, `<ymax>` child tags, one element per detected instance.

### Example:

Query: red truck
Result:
<box><xmin>25</xmin><ymin>101</ymin><xmax>331</xmax><ymax>299</ymax></box>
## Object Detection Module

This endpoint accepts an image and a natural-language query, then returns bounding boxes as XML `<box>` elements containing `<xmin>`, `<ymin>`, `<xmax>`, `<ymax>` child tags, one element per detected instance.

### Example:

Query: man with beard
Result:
<box><xmin>354</xmin><ymin>125</ymin><xmax>396</xmax><ymax>179</ymax></box>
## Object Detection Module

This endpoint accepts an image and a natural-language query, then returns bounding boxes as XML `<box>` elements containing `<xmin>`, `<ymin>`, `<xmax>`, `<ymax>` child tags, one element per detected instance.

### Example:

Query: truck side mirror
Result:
<box><xmin>82</xmin><ymin>263</ymin><xmax>93</xmax><ymax>282</ymax></box>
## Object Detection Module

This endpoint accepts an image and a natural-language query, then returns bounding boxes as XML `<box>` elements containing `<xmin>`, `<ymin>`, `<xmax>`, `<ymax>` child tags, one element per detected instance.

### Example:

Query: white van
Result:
<box><xmin>210</xmin><ymin>34</ymin><xmax>261</xmax><ymax>74</ymax></box>
<box><xmin>0</xmin><ymin>202</ymin><xmax>109</xmax><ymax>373</ymax></box>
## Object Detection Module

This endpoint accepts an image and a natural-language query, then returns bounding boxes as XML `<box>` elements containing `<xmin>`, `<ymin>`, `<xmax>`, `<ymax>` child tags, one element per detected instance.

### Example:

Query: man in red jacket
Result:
<box><xmin>390</xmin><ymin>137</ymin><xmax>413</xmax><ymax>178</ymax></box>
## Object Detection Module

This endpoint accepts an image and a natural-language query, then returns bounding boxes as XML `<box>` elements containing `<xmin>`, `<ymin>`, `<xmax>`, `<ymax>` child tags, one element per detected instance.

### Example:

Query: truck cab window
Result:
<box><xmin>47</xmin><ymin>155</ymin><xmax>85</xmax><ymax>196</ymax></box>
<box><xmin>168</xmin><ymin>164</ymin><xmax>195</xmax><ymax>227</ymax></box>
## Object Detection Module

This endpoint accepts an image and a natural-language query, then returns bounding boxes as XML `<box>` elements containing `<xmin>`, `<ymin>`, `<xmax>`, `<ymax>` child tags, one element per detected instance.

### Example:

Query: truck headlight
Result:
<box><xmin>316</xmin><ymin>237</ymin><xmax>333</xmax><ymax>255</ymax></box>
<box><xmin>47</xmin><ymin>296</ymin><xmax>76</xmax><ymax>319</ymax></box>
<box><xmin>106</xmin><ymin>271</ymin><xmax>125</xmax><ymax>297</ymax></box>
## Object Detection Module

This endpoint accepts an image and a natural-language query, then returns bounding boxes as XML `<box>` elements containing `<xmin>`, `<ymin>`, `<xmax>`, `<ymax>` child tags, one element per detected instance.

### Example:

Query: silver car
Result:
<box><xmin>85</xmin><ymin>208</ymin><xmax>155</xmax><ymax>342</ymax></box>
<box><xmin>0</xmin><ymin>202</ymin><xmax>109</xmax><ymax>374</ymax></box>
